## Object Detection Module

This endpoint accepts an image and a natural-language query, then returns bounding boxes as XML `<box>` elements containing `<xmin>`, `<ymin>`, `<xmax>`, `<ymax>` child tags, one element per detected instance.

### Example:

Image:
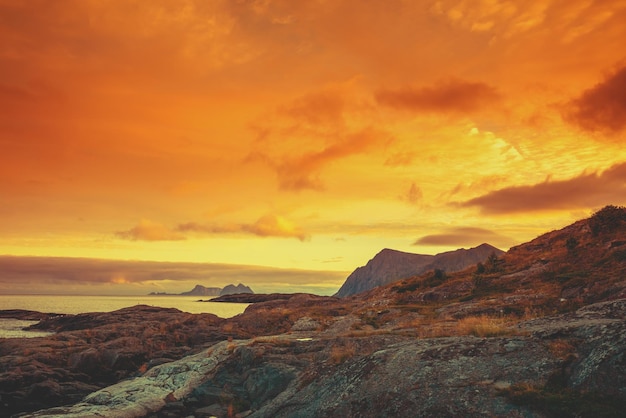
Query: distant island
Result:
<box><xmin>149</xmin><ymin>283</ymin><xmax>254</xmax><ymax>297</ymax></box>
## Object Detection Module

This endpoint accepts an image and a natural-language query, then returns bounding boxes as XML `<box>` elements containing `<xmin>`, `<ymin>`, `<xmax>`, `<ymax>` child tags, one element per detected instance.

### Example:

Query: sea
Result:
<box><xmin>0</xmin><ymin>294</ymin><xmax>250</xmax><ymax>339</ymax></box>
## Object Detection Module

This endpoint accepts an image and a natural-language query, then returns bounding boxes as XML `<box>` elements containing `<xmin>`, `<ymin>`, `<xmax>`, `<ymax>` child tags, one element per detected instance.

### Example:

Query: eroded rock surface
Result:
<box><xmin>19</xmin><ymin>299</ymin><xmax>626</xmax><ymax>418</ymax></box>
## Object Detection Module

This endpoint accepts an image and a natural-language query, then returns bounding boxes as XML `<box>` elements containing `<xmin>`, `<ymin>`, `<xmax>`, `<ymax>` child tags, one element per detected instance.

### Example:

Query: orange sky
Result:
<box><xmin>1</xmin><ymin>0</ymin><xmax>626</xmax><ymax>295</ymax></box>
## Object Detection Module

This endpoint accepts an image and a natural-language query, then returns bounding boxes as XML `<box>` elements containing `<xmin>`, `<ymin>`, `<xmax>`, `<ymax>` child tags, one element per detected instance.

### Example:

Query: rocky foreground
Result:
<box><xmin>1</xmin><ymin>298</ymin><xmax>623</xmax><ymax>418</ymax></box>
<box><xmin>2</xmin><ymin>207</ymin><xmax>626</xmax><ymax>417</ymax></box>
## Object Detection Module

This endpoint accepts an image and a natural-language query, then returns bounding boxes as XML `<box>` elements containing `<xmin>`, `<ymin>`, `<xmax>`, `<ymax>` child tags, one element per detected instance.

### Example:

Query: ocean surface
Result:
<box><xmin>0</xmin><ymin>294</ymin><xmax>250</xmax><ymax>339</ymax></box>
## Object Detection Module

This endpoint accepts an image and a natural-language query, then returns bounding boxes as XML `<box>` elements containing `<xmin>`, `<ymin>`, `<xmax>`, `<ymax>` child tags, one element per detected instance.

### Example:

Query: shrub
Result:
<box><xmin>424</xmin><ymin>269</ymin><xmax>447</xmax><ymax>287</ymax></box>
<box><xmin>565</xmin><ymin>237</ymin><xmax>579</xmax><ymax>252</ymax></box>
<box><xmin>485</xmin><ymin>252</ymin><xmax>504</xmax><ymax>273</ymax></box>
<box><xmin>589</xmin><ymin>205</ymin><xmax>626</xmax><ymax>236</ymax></box>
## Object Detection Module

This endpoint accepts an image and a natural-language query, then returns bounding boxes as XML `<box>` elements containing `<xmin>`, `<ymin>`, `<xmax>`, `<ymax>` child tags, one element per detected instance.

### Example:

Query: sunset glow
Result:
<box><xmin>2</xmin><ymin>0</ymin><xmax>626</xmax><ymax>294</ymax></box>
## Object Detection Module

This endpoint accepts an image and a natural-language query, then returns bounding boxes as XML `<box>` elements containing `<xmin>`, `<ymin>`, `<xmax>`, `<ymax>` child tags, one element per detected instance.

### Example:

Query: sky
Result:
<box><xmin>1</xmin><ymin>0</ymin><xmax>626</xmax><ymax>295</ymax></box>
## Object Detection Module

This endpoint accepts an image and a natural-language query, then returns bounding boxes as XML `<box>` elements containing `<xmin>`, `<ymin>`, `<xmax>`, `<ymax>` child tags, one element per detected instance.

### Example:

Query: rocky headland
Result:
<box><xmin>334</xmin><ymin>243</ymin><xmax>504</xmax><ymax>297</ymax></box>
<box><xmin>2</xmin><ymin>206</ymin><xmax>626</xmax><ymax>417</ymax></box>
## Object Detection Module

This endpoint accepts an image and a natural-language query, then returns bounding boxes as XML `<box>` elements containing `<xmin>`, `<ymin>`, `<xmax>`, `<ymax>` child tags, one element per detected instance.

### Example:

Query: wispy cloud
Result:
<box><xmin>458</xmin><ymin>162</ymin><xmax>626</xmax><ymax>214</ymax></box>
<box><xmin>402</xmin><ymin>182</ymin><xmax>423</xmax><ymax>205</ymax></box>
<box><xmin>178</xmin><ymin>213</ymin><xmax>310</xmax><ymax>242</ymax></box>
<box><xmin>116</xmin><ymin>214</ymin><xmax>310</xmax><ymax>242</ymax></box>
<box><xmin>248</xmin><ymin>86</ymin><xmax>394</xmax><ymax>191</ymax></box>
<box><xmin>115</xmin><ymin>219</ymin><xmax>185</xmax><ymax>241</ymax></box>
<box><xmin>375</xmin><ymin>79</ymin><xmax>500</xmax><ymax>114</ymax></box>
<box><xmin>273</xmin><ymin>127</ymin><xmax>391</xmax><ymax>191</ymax></box>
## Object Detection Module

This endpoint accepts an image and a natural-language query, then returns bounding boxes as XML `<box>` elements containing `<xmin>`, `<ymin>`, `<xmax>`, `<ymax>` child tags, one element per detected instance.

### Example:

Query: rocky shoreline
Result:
<box><xmin>1</xmin><ymin>298</ymin><xmax>624</xmax><ymax>417</ymax></box>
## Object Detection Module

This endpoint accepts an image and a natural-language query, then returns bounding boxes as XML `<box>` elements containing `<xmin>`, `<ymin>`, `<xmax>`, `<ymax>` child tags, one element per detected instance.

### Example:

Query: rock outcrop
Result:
<box><xmin>21</xmin><ymin>299</ymin><xmax>626</xmax><ymax>418</ymax></box>
<box><xmin>335</xmin><ymin>243</ymin><xmax>503</xmax><ymax>297</ymax></box>
<box><xmin>0</xmin><ymin>306</ymin><xmax>229</xmax><ymax>417</ymax></box>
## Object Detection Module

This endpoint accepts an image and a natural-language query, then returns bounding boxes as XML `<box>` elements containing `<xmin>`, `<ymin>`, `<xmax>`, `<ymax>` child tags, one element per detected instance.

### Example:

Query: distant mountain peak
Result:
<box><xmin>179</xmin><ymin>285</ymin><xmax>221</xmax><ymax>296</ymax></box>
<box><xmin>220</xmin><ymin>283</ymin><xmax>254</xmax><ymax>296</ymax></box>
<box><xmin>334</xmin><ymin>243</ymin><xmax>502</xmax><ymax>297</ymax></box>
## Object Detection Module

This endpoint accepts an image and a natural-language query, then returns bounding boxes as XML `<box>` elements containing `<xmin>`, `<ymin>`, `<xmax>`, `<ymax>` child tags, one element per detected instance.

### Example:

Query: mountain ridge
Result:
<box><xmin>334</xmin><ymin>243</ymin><xmax>503</xmax><ymax>297</ymax></box>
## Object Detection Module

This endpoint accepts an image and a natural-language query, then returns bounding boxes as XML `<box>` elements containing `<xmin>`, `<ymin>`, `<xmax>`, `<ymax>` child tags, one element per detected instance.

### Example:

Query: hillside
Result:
<box><xmin>335</xmin><ymin>243</ymin><xmax>503</xmax><ymax>297</ymax></box>
<box><xmin>2</xmin><ymin>206</ymin><xmax>626</xmax><ymax>417</ymax></box>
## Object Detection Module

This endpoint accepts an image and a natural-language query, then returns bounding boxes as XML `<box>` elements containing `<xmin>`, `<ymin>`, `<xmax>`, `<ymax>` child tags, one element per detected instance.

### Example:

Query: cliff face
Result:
<box><xmin>334</xmin><ymin>249</ymin><xmax>432</xmax><ymax>298</ymax></box>
<box><xmin>334</xmin><ymin>243</ymin><xmax>503</xmax><ymax>297</ymax></box>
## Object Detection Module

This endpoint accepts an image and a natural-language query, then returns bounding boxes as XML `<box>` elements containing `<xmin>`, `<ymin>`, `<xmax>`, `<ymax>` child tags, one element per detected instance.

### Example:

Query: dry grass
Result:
<box><xmin>329</xmin><ymin>342</ymin><xmax>356</xmax><ymax>364</ymax></box>
<box><xmin>455</xmin><ymin>315</ymin><xmax>512</xmax><ymax>337</ymax></box>
<box><xmin>250</xmin><ymin>335</ymin><xmax>295</xmax><ymax>347</ymax></box>
<box><xmin>548</xmin><ymin>339</ymin><xmax>577</xmax><ymax>359</ymax></box>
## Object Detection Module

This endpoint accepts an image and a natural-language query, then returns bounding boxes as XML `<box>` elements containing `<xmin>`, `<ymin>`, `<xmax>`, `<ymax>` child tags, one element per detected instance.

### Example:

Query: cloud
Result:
<box><xmin>403</xmin><ymin>182</ymin><xmax>423</xmax><ymax>205</ymax></box>
<box><xmin>413</xmin><ymin>227</ymin><xmax>514</xmax><ymax>247</ymax></box>
<box><xmin>280</xmin><ymin>90</ymin><xmax>346</xmax><ymax>127</ymax></box>
<box><xmin>563</xmin><ymin>65</ymin><xmax>626</xmax><ymax>134</ymax></box>
<box><xmin>273</xmin><ymin>127</ymin><xmax>391</xmax><ymax>191</ymax></box>
<box><xmin>0</xmin><ymin>256</ymin><xmax>347</xmax><ymax>295</ymax></box>
<box><xmin>375</xmin><ymin>79</ymin><xmax>500</xmax><ymax>114</ymax></box>
<box><xmin>115</xmin><ymin>219</ymin><xmax>185</xmax><ymax>241</ymax></box>
<box><xmin>384</xmin><ymin>151</ymin><xmax>417</xmax><ymax>167</ymax></box>
<box><xmin>177</xmin><ymin>214</ymin><xmax>310</xmax><ymax>241</ymax></box>
<box><xmin>430</xmin><ymin>0</ymin><xmax>547</xmax><ymax>37</ymax></box>
<box><xmin>247</xmin><ymin>84</ymin><xmax>394</xmax><ymax>191</ymax></box>
<box><xmin>247</xmin><ymin>214</ymin><xmax>310</xmax><ymax>241</ymax></box>
<box><xmin>458</xmin><ymin>161</ymin><xmax>626</xmax><ymax>214</ymax></box>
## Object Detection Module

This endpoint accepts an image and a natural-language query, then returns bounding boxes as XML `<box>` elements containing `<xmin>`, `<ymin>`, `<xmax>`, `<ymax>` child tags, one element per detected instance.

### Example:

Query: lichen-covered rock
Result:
<box><xmin>21</xmin><ymin>300</ymin><xmax>626</xmax><ymax>418</ymax></box>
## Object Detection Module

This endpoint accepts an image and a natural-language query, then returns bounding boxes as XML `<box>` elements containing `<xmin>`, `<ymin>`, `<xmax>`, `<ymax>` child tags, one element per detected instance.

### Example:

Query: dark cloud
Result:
<box><xmin>375</xmin><ymin>79</ymin><xmax>500</xmax><ymax>113</ymax></box>
<box><xmin>0</xmin><ymin>256</ymin><xmax>346</xmax><ymax>294</ymax></box>
<box><xmin>116</xmin><ymin>214</ymin><xmax>309</xmax><ymax>242</ymax></box>
<box><xmin>563</xmin><ymin>66</ymin><xmax>626</xmax><ymax>134</ymax></box>
<box><xmin>413</xmin><ymin>227</ymin><xmax>515</xmax><ymax>248</ymax></box>
<box><xmin>458</xmin><ymin>162</ymin><xmax>626</xmax><ymax>214</ymax></box>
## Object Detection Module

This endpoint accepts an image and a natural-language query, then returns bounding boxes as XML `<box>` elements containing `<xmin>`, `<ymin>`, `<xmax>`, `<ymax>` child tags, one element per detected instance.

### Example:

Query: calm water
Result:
<box><xmin>0</xmin><ymin>294</ymin><xmax>250</xmax><ymax>338</ymax></box>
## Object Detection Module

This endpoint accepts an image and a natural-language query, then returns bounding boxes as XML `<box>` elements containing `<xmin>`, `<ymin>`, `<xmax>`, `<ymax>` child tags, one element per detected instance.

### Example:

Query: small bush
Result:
<box><xmin>423</xmin><ymin>269</ymin><xmax>447</xmax><ymax>287</ymax></box>
<box><xmin>485</xmin><ymin>253</ymin><xmax>505</xmax><ymax>273</ymax></box>
<box><xmin>589</xmin><ymin>205</ymin><xmax>626</xmax><ymax>236</ymax></box>
<box><xmin>565</xmin><ymin>237</ymin><xmax>579</xmax><ymax>252</ymax></box>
